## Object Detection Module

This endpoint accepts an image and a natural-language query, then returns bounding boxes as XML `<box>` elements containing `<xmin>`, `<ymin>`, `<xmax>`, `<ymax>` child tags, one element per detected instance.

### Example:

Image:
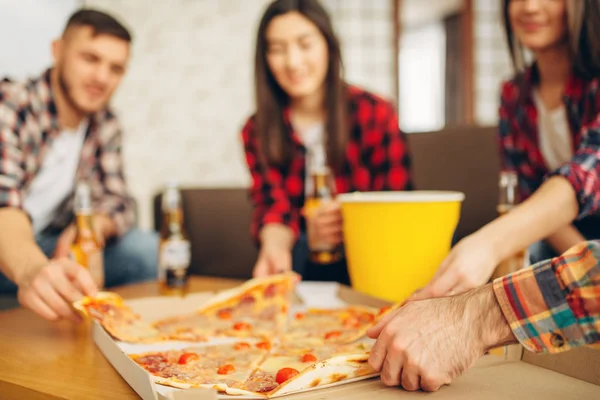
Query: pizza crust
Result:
<box><xmin>268</xmin><ymin>353</ymin><xmax>377</xmax><ymax>397</ymax></box>
<box><xmin>195</xmin><ymin>272</ymin><xmax>297</xmax><ymax>314</ymax></box>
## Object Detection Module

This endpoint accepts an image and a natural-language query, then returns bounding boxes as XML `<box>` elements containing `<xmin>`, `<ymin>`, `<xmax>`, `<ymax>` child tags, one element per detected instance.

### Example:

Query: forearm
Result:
<box><xmin>465</xmin><ymin>284</ymin><xmax>517</xmax><ymax>351</ymax></box>
<box><xmin>478</xmin><ymin>176</ymin><xmax>578</xmax><ymax>263</ymax></box>
<box><xmin>545</xmin><ymin>224</ymin><xmax>586</xmax><ymax>255</ymax></box>
<box><xmin>0</xmin><ymin>208</ymin><xmax>48</xmax><ymax>285</ymax></box>
<box><xmin>259</xmin><ymin>224</ymin><xmax>295</xmax><ymax>251</ymax></box>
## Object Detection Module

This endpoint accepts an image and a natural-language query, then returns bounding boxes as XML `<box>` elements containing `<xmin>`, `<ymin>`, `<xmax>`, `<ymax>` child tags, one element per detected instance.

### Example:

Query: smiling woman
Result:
<box><xmin>241</xmin><ymin>0</ymin><xmax>413</xmax><ymax>285</ymax></box>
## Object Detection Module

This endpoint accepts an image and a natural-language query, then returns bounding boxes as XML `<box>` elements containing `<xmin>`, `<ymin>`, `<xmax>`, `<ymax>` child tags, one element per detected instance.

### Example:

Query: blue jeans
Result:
<box><xmin>529</xmin><ymin>216</ymin><xmax>600</xmax><ymax>264</ymax></box>
<box><xmin>0</xmin><ymin>228</ymin><xmax>159</xmax><ymax>295</ymax></box>
<box><xmin>292</xmin><ymin>233</ymin><xmax>350</xmax><ymax>285</ymax></box>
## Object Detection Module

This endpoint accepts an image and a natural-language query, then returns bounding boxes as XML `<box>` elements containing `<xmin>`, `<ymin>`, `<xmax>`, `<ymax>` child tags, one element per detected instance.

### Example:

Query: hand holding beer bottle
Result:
<box><xmin>69</xmin><ymin>182</ymin><xmax>105</xmax><ymax>288</ymax></box>
<box><xmin>303</xmin><ymin>145</ymin><xmax>343</xmax><ymax>264</ymax></box>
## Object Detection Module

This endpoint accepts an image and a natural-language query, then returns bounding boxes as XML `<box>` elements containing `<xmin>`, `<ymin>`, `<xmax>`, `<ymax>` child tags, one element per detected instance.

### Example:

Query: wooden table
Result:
<box><xmin>0</xmin><ymin>276</ymin><xmax>242</xmax><ymax>400</ymax></box>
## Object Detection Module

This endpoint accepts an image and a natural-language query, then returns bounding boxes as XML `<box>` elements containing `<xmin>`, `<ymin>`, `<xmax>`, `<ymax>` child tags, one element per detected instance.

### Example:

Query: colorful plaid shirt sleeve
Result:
<box><xmin>93</xmin><ymin>115</ymin><xmax>135</xmax><ymax>236</ymax></box>
<box><xmin>241</xmin><ymin>117</ymin><xmax>301</xmax><ymax>243</ymax></box>
<box><xmin>493</xmin><ymin>241</ymin><xmax>600</xmax><ymax>353</ymax></box>
<box><xmin>0</xmin><ymin>98</ymin><xmax>25</xmax><ymax>209</ymax></box>
<box><xmin>547</xmin><ymin>113</ymin><xmax>600</xmax><ymax>218</ymax></box>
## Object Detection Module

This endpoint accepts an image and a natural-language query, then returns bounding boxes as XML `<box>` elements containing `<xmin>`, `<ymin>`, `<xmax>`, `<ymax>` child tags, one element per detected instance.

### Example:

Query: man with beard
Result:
<box><xmin>0</xmin><ymin>9</ymin><xmax>157</xmax><ymax>321</ymax></box>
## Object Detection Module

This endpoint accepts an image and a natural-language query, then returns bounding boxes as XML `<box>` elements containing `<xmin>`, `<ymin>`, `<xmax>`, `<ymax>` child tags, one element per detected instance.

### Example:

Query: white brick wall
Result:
<box><xmin>83</xmin><ymin>0</ymin><xmax>396</xmax><ymax>229</ymax></box>
<box><xmin>472</xmin><ymin>0</ymin><xmax>513</xmax><ymax>125</ymax></box>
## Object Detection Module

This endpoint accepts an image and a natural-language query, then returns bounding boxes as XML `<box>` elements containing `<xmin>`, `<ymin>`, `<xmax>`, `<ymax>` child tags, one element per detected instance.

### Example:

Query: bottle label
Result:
<box><xmin>159</xmin><ymin>240</ymin><xmax>191</xmax><ymax>270</ymax></box>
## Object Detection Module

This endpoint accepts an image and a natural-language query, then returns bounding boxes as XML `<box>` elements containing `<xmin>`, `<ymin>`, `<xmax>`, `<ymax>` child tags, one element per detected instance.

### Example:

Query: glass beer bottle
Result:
<box><xmin>158</xmin><ymin>182</ymin><xmax>191</xmax><ymax>296</ymax></box>
<box><xmin>492</xmin><ymin>171</ymin><xmax>527</xmax><ymax>279</ymax></box>
<box><xmin>303</xmin><ymin>145</ymin><xmax>343</xmax><ymax>264</ymax></box>
<box><xmin>70</xmin><ymin>182</ymin><xmax>104</xmax><ymax>288</ymax></box>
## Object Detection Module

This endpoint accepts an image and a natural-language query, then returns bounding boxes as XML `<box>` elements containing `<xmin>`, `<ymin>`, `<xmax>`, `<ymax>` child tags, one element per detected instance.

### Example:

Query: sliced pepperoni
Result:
<box><xmin>217</xmin><ymin>308</ymin><xmax>233</xmax><ymax>320</ymax></box>
<box><xmin>245</xmin><ymin>371</ymin><xmax>278</xmax><ymax>393</ymax></box>
<box><xmin>301</xmin><ymin>353</ymin><xmax>317</xmax><ymax>363</ymax></box>
<box><xmin>264</xmin><ymin>283</ymin><xmax>277</xmax><ymax>298</ymax></box>
<box><xmin>239</xmin><ymin>293</ymin><xmax>256</xmax><ymax>306</ymax></box>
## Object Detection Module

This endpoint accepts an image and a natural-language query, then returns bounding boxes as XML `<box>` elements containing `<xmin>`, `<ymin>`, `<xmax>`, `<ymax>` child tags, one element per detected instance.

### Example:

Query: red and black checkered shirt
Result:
<box><xmin>498</xmin><ymin>67</ymin><xmax>600</xmax><ymax>218</ymax></box>
<box><xmin>242</xmin><ymin>85</ymin><xmax>413</xmax><ymax>242</ymax></box>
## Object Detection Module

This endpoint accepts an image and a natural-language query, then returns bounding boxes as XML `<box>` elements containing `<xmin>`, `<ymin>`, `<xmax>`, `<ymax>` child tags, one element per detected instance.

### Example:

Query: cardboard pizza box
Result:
<box><xmin>92</xmin><ymin>283</ymin><xmax>600</xmax><ymax>400</ymax></box>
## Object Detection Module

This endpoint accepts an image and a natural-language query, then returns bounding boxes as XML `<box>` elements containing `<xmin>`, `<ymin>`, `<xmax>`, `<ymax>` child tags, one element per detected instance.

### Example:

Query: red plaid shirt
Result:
<box><xmin>0</xmin><ymin>69</ymin><xmax>134</xmax><ymax>236</ymax></box>
<box><xmin>242</xmin><ymin>86</ymin><xmax>412</xmax><ymax>242</ymax></box>
<box><xmin>498</xmin><ymin>67</ymin><xmax>600</xmax><ymax>218</ymax></box>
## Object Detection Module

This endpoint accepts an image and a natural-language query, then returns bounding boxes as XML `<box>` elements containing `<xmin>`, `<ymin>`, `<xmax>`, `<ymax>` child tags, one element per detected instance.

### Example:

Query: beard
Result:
<box><xmin>57</xmin><ymin>66</ymin><xmax>96</xmax><ymax>115</ymax></box>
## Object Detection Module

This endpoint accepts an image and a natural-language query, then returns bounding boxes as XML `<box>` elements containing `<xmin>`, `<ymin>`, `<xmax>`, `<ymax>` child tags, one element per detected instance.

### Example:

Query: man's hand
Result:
<box><xmin>53</xmin><ymin>214</ymin><xmax>114</xmax><ymax>258</ymax></box>
<box><xmin>367</xmin><ymin>284</ymin><xmax>516</xmax><ymax>392</ymax></box>
<box><xmin>409</xmin><ymin>232</ymin><xmax>501</xmax><ymax>301</ymax></box>
<box><xmin>305</xmin><ymin>200</ymin><xmax>343</xmax><ymax>250</ymax></box>
<box><xmin>17</xmin><ymin>258</ymin><xmax>98</xmax><ymax>322</ymax></box>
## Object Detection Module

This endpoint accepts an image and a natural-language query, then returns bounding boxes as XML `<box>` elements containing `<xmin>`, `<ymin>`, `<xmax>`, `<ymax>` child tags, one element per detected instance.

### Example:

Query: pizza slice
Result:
<box><xmin>73</xmin><ymin>292</ymin><xmax>167</xmax><ymax>343</ymax></box>
<box><xmin>154</xmin><ymin>272</ymin><xmax>297</xmax><ymax>341</ymax></box>
<box><xmin>282</xmin><ymin>305</ymin><xmax>379</xmax><ymax>345</ymax></box>
<box><xmin>241</xmin><ymin>341</ymin><xmax>376</xmax><ymax>397</ymax></box>
<box><xmin>130</xmin><ymin>340</ymin><xmax>269</xmax><ymax>394</ymax></box>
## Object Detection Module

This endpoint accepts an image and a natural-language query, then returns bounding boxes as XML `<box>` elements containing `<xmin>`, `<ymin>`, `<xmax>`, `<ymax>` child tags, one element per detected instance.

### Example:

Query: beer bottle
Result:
<box><xmin>492</xmin><ymin>171</ymin><xmax>527</xmax><ymax>279</ymax></box>
<box><xmin>70</xmin><ymin>182</ymin><xmax>104</xmax><ymax>287</ymax></box>
<box><xmin>158</xmin><ymin>181</ymin><xmax>191</xmax><ymax>296</ymax></box>
<box><xmin>303</xmin><ymin>145</ymin><xmax>343</xmax><ymax>264</ymax></box>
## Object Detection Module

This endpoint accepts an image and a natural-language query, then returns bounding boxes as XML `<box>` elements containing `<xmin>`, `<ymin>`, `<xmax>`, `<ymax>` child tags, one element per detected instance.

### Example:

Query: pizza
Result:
<box><xmin>130</xmin><ymin>340</ymin><xmax>375</xmax><ymax>397</ymax></box>
<box><xmin>153</xmin><ymin>273</ymin><xmax>296</xmax><ymax>341</ymax></box>
<box><xmin>130</xmin><ymin>340</ymin><xmax>269</xmax><ymax>393</ymax></box>
<box><xmin>77</xmin><ymin>273</ymin><xmax>394</xmax><ymax>397</ymax></box>
<box><xmin>73</xmin><ymin>291</ymin><xmax>166</xmax><ymax>343</ymax></box>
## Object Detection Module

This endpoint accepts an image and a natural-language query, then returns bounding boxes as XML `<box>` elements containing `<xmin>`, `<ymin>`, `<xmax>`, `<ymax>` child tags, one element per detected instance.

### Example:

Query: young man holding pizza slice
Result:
<box><xmin>0</xmin><ymin>9</ymin><xmax>158</xmax><ymax>320</ymax></box>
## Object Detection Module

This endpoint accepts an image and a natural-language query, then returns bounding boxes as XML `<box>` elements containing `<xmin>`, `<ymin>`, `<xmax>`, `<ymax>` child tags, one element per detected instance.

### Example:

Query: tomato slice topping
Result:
<box><xmin>276</xmin><ymin>367</ymin><xmax>299</xmax><ymax>384</ymax></box>
<box><xmin>178</xmin><ymin>352</ymin><xmax>199</xmax><ymax>364</ymax></box>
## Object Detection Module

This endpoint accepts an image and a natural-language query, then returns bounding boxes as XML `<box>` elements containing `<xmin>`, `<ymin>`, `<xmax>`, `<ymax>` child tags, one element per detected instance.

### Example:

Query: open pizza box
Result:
<box><xmin>91</xmin><ymin>281</ymin><xmax>600</xmax><ymax>400</ymax></box>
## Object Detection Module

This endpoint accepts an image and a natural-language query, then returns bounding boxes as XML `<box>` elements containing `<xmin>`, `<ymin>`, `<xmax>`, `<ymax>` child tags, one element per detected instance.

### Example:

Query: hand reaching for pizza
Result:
<box><xmin>253</xmin><ymin>224</ymin><xmax>295</xmax><ymax>278</ymax></box>
<box><xmin>17</xmin><ymin>258</ymin><xmax>98</xmax><ymax>322</ymax></box>
<box><xmin>366</xmin><ymin>284</ymin><xmax>516</xmax><ymax>392</ymax></box>
<box><xmin>253</xmin><ymin>243</ymin><xmax>293</xmax><ymax>278</ymax></box>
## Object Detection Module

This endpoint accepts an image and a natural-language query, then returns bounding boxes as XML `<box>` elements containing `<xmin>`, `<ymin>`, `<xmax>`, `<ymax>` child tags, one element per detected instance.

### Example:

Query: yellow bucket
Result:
<box><xmin>338</xmin><ymin>191</ymin><xmax>465</xmax><ymax>303</ymax></box>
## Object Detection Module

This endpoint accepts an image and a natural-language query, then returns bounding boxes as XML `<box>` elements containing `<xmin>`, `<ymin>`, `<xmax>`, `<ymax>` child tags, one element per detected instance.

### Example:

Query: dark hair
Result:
<box><xmin>64</xmin><ymin>8</ymin><xmax>132</xmax><ymax>43</ymax></box>
<box><xmin>254</xmin><ymin>0</ymin><xmax>347</xmax><ymax>172</ymax></box>
<box><xmin>502</xmin><ymin>0</ymin><xmax>600</xmax><ymax>79</ymax></box>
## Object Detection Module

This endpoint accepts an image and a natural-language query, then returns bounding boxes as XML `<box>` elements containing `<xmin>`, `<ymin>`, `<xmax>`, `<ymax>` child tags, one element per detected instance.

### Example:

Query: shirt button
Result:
<box><xmin>550</xmin><ymin>332</ymin><xmax>565</xmax><ymax>348</ymax></box>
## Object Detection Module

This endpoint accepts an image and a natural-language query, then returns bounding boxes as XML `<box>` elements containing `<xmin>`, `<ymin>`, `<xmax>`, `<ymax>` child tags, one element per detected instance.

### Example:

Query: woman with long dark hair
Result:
<box><xmin>242</xmin><ymin>0</ymin><xmax>412</xmax><ymax>284</ymax></box>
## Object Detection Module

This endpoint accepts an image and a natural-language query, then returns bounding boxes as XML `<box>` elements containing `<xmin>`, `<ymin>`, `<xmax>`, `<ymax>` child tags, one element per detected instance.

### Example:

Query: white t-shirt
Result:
<box><xmin>533</xmin><ymin>91</ymin><xmax>573</xmax><ymax>170</ymax></box>
<box><xmin>23</xmin><ymin>120</ymin><xmax>88</xmax><ymax>234</ymax></box>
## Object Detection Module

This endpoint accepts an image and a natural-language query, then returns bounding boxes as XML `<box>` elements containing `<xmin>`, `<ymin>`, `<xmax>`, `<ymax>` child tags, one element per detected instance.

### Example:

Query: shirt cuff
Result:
<box><xmin>547</xmin><ymin>161</ymin><xmax>595</xmax><ymax>218</ymax></box>
<box><xmin>492</xmin><ymin>261</ymin><xmax>581</xmax><ymax>354</ymax></box>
